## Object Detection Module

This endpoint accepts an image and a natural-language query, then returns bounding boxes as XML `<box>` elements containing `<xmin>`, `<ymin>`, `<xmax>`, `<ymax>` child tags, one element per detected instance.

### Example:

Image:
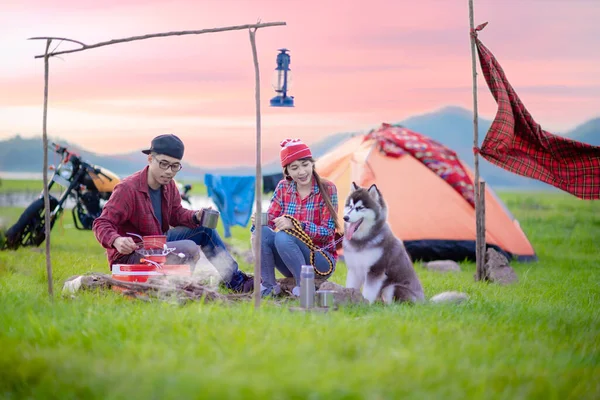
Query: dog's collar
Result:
<box><xmin>368</xmin><ymin>232</ymin><xmax>385</xmax><ymax>246</ymax></box>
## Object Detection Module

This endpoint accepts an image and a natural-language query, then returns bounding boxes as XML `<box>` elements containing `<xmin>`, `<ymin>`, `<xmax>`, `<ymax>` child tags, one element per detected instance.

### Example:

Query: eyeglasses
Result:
<box><xmin>153</xmin><ymin>156</ymin><xmax>183</xmax><ymax>172</ymax></box>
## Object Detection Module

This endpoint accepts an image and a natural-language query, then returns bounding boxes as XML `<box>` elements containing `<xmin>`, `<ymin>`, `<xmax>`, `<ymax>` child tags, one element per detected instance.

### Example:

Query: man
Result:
<box><xmin>92</xmin><ymin>134</ymin><xmax>253</xmax><ymax>293</ymax></box>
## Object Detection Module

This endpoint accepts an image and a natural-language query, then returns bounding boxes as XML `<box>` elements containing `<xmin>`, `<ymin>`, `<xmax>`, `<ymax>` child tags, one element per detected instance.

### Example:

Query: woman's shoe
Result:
<box><xmin>260</xmin><ymin>284</ymin><xmax>282</xmax><ymax>298</ymax></box>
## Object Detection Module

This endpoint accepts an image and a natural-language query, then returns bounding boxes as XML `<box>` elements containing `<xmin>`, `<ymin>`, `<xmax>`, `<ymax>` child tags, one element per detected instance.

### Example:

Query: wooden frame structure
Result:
<box><xmin>29</xmin><ymin>21</ymin><xmax>286</xmax><ymax>307</ymax></box>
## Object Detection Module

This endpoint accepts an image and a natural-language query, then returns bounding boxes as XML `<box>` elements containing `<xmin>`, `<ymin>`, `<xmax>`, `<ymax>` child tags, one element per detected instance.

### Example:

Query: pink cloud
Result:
<box><xmin>0</xmin><ymin>0</ymin><xmax>598</xmax><ymax>168</ymax></box>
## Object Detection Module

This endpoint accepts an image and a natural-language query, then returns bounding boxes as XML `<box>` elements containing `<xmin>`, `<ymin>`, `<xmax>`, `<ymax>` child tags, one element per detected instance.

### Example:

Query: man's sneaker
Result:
<box><xmin>226</xmin><ymin>270</ymin><xmax>255</xmax><ymax>293</ymax></box>
<box><xmin>240</xmin><ymin>271</ymin><xmax>255</xmax><ymax>293</ymax></box>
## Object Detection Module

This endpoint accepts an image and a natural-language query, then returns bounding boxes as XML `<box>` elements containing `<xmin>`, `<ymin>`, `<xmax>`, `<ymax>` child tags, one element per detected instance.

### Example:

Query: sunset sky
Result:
<box><xmin>1</xmin><ymin>0</ymin><xmax>599</xmax><ymax>167</ymax></box>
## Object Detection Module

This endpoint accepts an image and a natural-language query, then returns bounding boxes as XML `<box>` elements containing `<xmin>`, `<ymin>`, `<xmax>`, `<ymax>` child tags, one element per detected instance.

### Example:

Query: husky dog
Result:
<box><xmin>342</xmin><ymin>182</ymin><xmax>467</xmax><ymax>305</ymax></box>
<box><xmin>342</xmin><ymin>182</ymin><xmax>425</xmax><ymax>304</ymax></box>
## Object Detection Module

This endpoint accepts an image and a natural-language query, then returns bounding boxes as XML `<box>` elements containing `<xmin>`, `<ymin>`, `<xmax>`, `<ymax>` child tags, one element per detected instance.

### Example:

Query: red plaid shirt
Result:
<box><xmin>92</xmin><ymin>166</ymin><xmax>197</xmax><ymax>267</ymax></box>
<box><xmin>263</xmin><ymin>178</ymin><xmax>339</xmax><ymax>259</ymax></box>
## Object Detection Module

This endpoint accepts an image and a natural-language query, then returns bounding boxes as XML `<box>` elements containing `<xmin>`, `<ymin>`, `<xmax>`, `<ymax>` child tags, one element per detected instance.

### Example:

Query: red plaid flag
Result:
<box><xmin>473</xmin><ymin>22</ymin><xmax>600</xmax><ymax>200</ymax></box>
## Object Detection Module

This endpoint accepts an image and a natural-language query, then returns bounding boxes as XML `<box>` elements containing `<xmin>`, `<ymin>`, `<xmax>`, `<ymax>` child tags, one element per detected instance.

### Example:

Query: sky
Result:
<box><xmin>1</xmin><ymin>0</ymin><xmax>599</xmax><ymax>167</ymax></box>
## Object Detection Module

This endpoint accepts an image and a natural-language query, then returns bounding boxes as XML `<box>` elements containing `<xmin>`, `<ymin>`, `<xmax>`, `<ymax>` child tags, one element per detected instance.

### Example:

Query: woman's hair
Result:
<box><xmin>284</xmin><ymin>157</ymin><xmax>340</xmax><ymax>231</ymax></box>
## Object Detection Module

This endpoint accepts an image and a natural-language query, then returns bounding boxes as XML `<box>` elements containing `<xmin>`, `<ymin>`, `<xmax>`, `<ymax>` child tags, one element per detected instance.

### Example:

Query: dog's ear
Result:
<box><xmin>368</xmin><ymin>184</ymin><xmax>381</xmax><ymax>202</ymax></box>
<box><xmin>350</xmin><ymin>182</ymin><xmax>359</xmax><ymax>193</ymax></box>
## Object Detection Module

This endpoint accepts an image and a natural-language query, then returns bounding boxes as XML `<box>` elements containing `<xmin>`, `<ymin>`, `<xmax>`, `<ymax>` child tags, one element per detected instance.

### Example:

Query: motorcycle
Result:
<box><xmin>3</xmin><ymin>143</ymin><xmax>121</xmax><ymax>250</ymax></box>
<box><xmin>178</xmin><ymin>183</ymin><xmax>193</xmax><ymax>206</ymax></box>
<box><xmin>2</xmin><ymin>142</ymin><xmax>195</xmax><ymax>251</ymax></box>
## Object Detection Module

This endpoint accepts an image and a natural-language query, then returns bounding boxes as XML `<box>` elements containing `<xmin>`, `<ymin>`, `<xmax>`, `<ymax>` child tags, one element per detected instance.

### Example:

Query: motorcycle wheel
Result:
<box><xmin>4</xmin><ymin>195</ymin><xmax>59</xmax><ymax>250</ymax></box>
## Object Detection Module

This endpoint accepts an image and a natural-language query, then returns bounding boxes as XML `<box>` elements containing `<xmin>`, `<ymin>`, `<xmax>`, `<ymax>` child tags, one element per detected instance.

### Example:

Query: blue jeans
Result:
<box><xmin>166</xmin><ymin>226</ymin><xmax>246</xmax><ymax>291</ymax></box>
<box><xmin>259</xmin><ymin>226</ymin><xmax>335</xmax><ymax>289</ymax></box>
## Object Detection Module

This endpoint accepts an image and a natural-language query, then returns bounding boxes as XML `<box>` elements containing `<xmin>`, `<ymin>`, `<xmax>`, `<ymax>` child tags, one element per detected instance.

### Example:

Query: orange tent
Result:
<box><xmin>315</xmin><ymin>123</ymin><xmax>537</xmax><ymax>262</ymax></box>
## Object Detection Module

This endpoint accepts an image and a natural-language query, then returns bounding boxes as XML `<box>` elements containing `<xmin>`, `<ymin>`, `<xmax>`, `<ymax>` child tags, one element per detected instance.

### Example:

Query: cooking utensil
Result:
<box><xmin>315</xmin><ymin>290</ymin><xmax>335</xmax><ymax>308</ymax></box>
<box><xmin>126</xmin><ymin>232</ymin><xmax>143</xmax><ymax>242</ymax></box>
<box><xmin>143</xmin><ymin>235</ymin><xmax>167</xmax><ymax>249</ymax></box>
<box><xmin>260</xmin><ymin>212</ymin><xmax>269</xmax><ymax>225</ymax></box>
<box><xmin>126</xmin><ymin>232</ymin><xmax>167</xmax><ymax>250</ymax></box>
<box><xmin>140</xmin><ymin>258</ymin><xmax>163</xmax><ymax>269</ymax></box>
<box><xmin>200</xmin><ymin>208</ymin><xmax>220</xmax><ymax>229</ymax></box>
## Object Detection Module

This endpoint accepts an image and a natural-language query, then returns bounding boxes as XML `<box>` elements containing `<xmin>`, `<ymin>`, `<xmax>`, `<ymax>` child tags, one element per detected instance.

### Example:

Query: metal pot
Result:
<box><xmin>315</xmin><ymin>290</ymin><xmax>335</xmax><ymax>308</ymax></box>
<box><xmin>200</xmin><ymin>208</ymin><xmax>220</xmax><ymax>229</ymax></box>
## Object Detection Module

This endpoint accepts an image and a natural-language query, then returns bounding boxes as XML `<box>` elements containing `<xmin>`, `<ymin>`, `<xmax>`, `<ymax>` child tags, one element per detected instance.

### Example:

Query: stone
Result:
<box><xmin>424</xmin><ymin>260</ymin><xmax>462</xmax><ymax>272</ymax></box>
<box><xmin>430</xmin><ymin>291</ymin><xmax>469</xmax><ymax>304</ymax></box>
<box><xmin>318</xmin><ymin>281</ymin><xmax>367</xmax><ymax>305</ymax></box>
<box><xmin>482</xmin><ymin>248</ymin><xmax>518</xmax><ymax>285</ymax></box>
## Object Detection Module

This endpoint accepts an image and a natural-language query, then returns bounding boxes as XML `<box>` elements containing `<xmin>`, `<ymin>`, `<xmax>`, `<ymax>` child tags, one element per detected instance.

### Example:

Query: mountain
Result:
<box><xmin>566</xmin><ymin>118</ymin><xmax>600</xmax><ymax>146</ymax></box>
<box><xmin>400</xmin><ymin>106</ymin><xmax>491</xmax><ymax>152</ymax></box>
<box><xmin>397</xmin><ymin>106</ymin><xmax>550</xmax><ymax>189</ymax></box>
<box><xmin>1</xmin><ymin>106</ymin><xmax>598</xmax><ymax>189</ymax></box>
<box><xmin>0</xmin><ymin>135</ymin><xmax>206</xmax><ymax>180</ymax></box>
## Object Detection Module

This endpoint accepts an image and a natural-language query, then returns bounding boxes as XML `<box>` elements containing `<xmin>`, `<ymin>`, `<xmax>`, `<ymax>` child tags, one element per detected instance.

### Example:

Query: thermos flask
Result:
<box><xmin>300</xmin><ymin>265</ymin><xmax>315</xmax><ymax>308</ymax></box>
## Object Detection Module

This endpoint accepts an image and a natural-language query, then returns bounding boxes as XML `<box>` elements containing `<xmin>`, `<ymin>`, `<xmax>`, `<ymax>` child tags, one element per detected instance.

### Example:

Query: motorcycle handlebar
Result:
<box><xmin>51</xmin><ymin>143</ymin><xmax>113</xmax><ymax>181</ymax></box>
<box><xmin>51</xmin><ymin>142</ymin><xmax>67</xmax><ymax>155</ymax></box>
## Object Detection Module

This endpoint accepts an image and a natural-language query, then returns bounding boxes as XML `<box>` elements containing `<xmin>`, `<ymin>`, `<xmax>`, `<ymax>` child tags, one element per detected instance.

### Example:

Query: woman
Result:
<box><xmin>251</xmin><ymin>138</ymin><xmax>341</xmax><ymax>297</ymax></box>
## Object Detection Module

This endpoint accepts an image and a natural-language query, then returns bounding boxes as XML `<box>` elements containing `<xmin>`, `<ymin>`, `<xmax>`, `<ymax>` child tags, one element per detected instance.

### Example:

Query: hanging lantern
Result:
<box><xmin>270</xmin><ymin>48</ymin><xmax>294</xmax><ymax>107</ymax></box>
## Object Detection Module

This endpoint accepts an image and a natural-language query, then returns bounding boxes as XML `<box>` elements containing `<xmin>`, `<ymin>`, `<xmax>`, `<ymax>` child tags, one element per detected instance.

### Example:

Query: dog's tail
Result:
<box><xmin>429</xmin><ymin>291</ymin><xmax>469</xmax><ymax>304</ymax></box>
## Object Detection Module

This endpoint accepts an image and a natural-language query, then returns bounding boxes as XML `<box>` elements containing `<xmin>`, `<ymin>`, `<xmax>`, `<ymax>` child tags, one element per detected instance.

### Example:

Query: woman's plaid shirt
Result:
<box><xmin>254</xmin><ymin>178</ymin><xmax>339</xmax><ymax>259</ymax></box>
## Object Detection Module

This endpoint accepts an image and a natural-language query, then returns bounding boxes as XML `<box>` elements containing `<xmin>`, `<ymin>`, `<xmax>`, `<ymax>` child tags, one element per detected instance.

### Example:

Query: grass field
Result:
<box><xmin>0</xmin><ymin>178</ymin><xmax>207</xmax><ymax>196</ymax></box>
<box><xmin>0</xmin><ymin>191</ymin><xmax>598</xmax><ymax>399</ymax></box>
<box><xmin>0</xmin><ymin>179</ymin><xmax>61</xmax><ymax>195</ymax></box>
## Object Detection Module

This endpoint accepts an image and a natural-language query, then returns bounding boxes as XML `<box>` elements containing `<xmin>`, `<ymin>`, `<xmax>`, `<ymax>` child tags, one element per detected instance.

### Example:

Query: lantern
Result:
<box><xmin>269</xmin><ymin>48</ymin><xmax>294</xmax><ymax>107</ymax></box>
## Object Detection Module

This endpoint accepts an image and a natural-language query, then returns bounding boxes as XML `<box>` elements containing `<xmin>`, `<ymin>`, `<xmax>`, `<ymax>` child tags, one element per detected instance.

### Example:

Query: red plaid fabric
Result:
<box><xmin>265</xmin><ymin>178</ymin><xmax>338</xmax><ymax>259</ymax></box>
<box><xmin>473</xmin><ymin>22</ymin><xmax>600</xmax><ymax>200</ymax></box>
<box><xmin>366</xmin><ymin>123</ymin><xmax>476</xmax><ymax>207</ymax></box>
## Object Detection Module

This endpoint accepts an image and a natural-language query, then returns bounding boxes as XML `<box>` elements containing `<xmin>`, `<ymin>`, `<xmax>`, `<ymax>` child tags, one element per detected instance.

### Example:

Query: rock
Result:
<box><xmin>318</xmin><ymin>281</ymin><xmax>367</xmax><ymax>305</ymax></box>
<box><xmin>62</xmin><ymin>274</ymin><xmax>111</xmax><ymax>293</ymax></box>
<box><xmin>424</xmin><ymin>260</ymin><xmax>461</xmax><ymax>272</ymax></box>
<box><xmin>276</xmin><ymin>276</ymin><xmax>330</xmax><ymax>295</ymax></box>
<box><xmin>62</xmin><ymin>276</ymin><xmax>84</xmax><ymax>293</ymax></box>
<box><xmin>429</xmin><ymin>291</ymin><xmax>469</xmax><ymax>304</ymax></box>
<box><xmin>482</xmin><ymin>248</ymin><xmax>518</xmax><ymax>285</ymax></box>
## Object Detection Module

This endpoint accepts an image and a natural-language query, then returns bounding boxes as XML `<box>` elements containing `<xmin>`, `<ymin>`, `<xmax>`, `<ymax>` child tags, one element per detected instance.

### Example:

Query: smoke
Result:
<box><xmin>202</xmin><ymin>246</ymin><xmax>237</xmax><ymax>286</ymax></box>
<box><xmin>163</xmin><ymin>240</ymin><xmax>239</xmax><ymax>289</ymax></box>
<box><xmin>188</xmin><ymin>249</ymin><xmax>240</xmax><ymax>289</ymax></box>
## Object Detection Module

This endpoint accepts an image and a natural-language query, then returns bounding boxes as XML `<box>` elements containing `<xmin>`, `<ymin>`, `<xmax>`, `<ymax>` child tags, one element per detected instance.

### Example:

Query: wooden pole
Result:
<box><xmin>248</xmin><ymin>28</ymin><xmax>262</xmax><ymax>309</ymax></box>
<box><xmin>478</xmin><ymin>180</ymin><xmax>486</xmax><ymax>279</ymax></box>
<box><xmin>29</xmin><ymin>22</ymin><xmax>287</xmax><ymax>300</ymax></box>
<box><xmin>29</xmin><ymin>22</ymin><xmax>286</xmax><ymax>58</ymax></box>
<box><xmin>42</xmin><ymin>39</ymin><xmax>54</xmax><ymax>299</ymax></box>
<box><xmin>468</xmin><ymin>0</ymin><xmax>486</xmax><ymax>280</ymax></box>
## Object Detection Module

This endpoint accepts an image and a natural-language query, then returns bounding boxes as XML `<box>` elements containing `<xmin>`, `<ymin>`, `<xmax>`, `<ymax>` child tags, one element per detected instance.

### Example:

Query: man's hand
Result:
<box><xmin>195</xmin><ymin>207</ymin><xmax>216</xmax><ymax>224</ymax></box>
<box><xmin>112</xmin><ymin>237</ymin><xmax>138</xmax><ymax>254</ymax></box>
<box><xmin>273</xmin><ymin>216</ymin><xmax>293</xmax><ymax>231</ymax></box>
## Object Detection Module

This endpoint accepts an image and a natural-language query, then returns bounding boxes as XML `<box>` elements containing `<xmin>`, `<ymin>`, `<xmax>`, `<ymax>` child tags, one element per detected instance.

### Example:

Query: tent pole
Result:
<box><xmin>469</xmin><ymin>0</ymin><xmax>486</xmax><ymax>280</ymax></box>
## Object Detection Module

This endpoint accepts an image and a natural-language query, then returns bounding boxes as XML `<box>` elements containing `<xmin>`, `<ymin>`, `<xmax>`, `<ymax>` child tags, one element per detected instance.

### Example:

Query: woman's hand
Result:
<box><xmin>273</xmin><ymin>216</ymin><xmax>293</xmax><ymax>231</ymax></box>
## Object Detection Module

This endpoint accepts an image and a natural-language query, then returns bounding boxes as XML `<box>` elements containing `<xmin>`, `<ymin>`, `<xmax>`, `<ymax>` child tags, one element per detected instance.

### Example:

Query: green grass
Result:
<box><xmin>173</xmin><ymin>179</ymin><xmax>207</xmax><ymax>196</ymax></box>
<box><xmin>0</xmin><ymin>178</ymin><xmax>207</xmax><ymax>196</ymax></box>
<box><xmin>0</xmin><ymin>179</ymin><xmax>61</xmax><ymax>195</ymax></box>
<box><xmin>0</xmin><ymin>192</ymin><xmax>598</xmax><ymax>399</ymax></box>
